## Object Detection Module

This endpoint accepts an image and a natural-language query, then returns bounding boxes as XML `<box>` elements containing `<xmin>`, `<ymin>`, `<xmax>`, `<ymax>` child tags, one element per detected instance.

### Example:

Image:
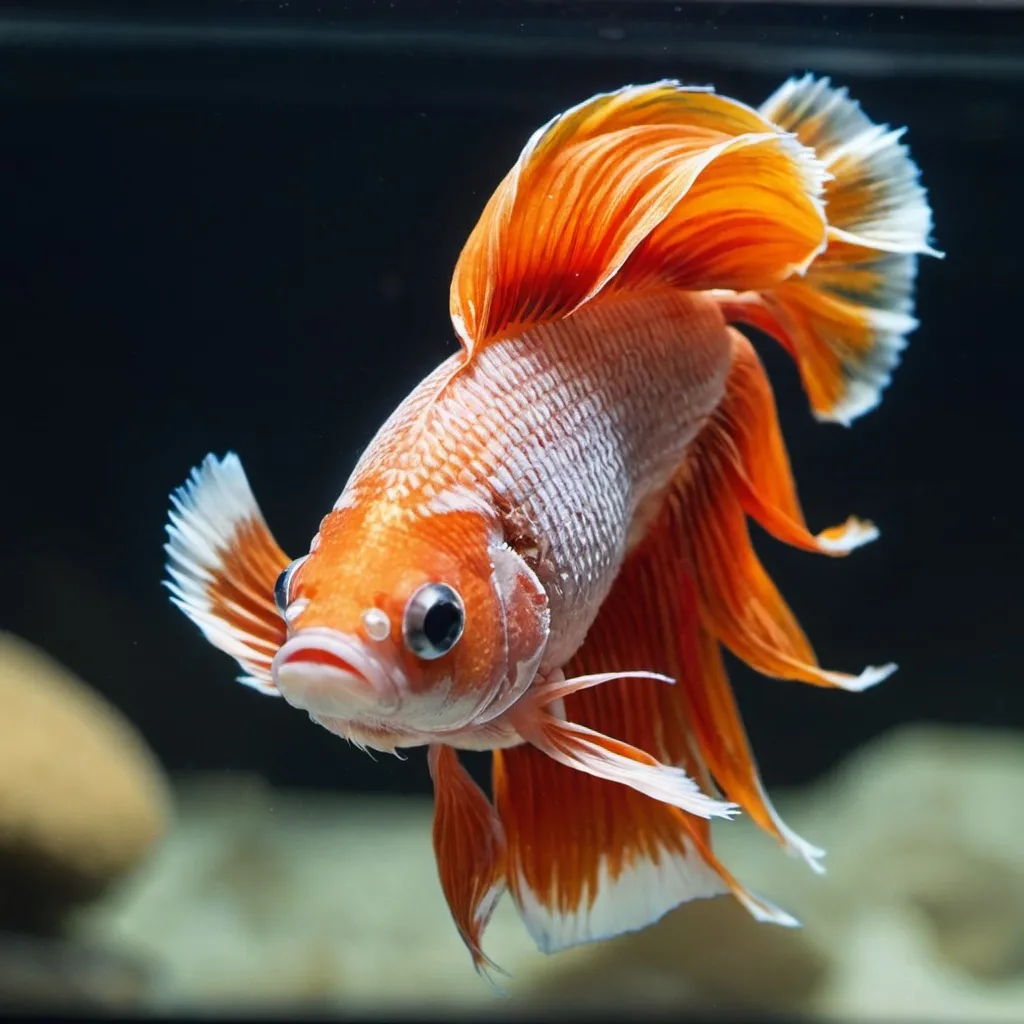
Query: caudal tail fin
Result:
<box><xmin>743</xmin><ymin>75</ymin><xmax>942</xmax><ymax>425</ymax></box>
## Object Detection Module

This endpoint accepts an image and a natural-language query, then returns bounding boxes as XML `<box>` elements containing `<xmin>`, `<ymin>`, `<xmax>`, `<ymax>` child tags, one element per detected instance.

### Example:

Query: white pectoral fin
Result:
<box><xmin>163</xmin><ymin>452</ymin><xmax>291</xmax><ymax>688</ymax></box>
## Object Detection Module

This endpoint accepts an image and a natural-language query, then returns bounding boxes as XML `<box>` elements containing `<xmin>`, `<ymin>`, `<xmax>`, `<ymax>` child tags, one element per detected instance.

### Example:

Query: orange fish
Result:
<box><xmin>164</xmin><ymin>74</ymin><xmax>939</xmax><ymax>977</ymax></box>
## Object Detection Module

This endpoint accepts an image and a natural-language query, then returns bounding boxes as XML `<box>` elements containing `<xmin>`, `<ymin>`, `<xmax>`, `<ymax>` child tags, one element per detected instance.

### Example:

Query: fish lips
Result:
<box><xmin>272</xmin><ymin>627</ymin><xmax>401</xmax><ymax>717</ymax></box>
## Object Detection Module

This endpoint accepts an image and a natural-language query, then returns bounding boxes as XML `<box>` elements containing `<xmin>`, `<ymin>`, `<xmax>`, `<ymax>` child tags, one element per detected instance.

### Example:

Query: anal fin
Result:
<box><xmin>653</xmin><ymin>325</ymin><xmax>893</xmax><ymax>869</ymax></box>
<box><xmin>493</xmin><ymin>741</ymin><xmax>735</xmax><ymax>955</ymax></box>
<box><xmin>492</xmin><ymin>538</ymin><xmax>797</xmax><ymax>953</ymax></box>
<box><xmin>491</xmin><ymin>317</ymin><xmax>897</xmax><ymax>950</ymax></box>
<box><xmin>680</xmin><ymin>329</ymin><xmax>896</xmax><ymax>693</ymax></box>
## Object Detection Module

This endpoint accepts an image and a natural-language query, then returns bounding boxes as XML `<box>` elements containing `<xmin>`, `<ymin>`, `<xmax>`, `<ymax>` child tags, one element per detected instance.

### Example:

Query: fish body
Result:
<box><xmin>164</xmin><ymin>75</ymin><xmax>939</xmax><ymax>975</ymax></box>
<box><xmin>343</xmin><ymin>289</ymin><xmax>730</xmax><ymax>686</ymax></box>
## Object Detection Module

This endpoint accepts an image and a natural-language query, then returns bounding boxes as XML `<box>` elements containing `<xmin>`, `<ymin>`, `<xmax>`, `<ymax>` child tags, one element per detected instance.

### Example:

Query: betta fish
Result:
<box><xmin>164</xmin><ymin>74</ymin><xmax>939</xmax><ymax>976</ymax></box>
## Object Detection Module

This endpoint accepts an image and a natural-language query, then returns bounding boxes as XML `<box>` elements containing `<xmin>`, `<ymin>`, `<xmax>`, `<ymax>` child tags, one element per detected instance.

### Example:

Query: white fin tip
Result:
<box><xmin>815</xmin><ymin>517</ymin><xmax>880</xmax><ymax>553</ymax></box>
<box><xmin>823</xmin><ymin>662</ymin><xmax>897</xmax><ymax>692</ymax></box>
<box><xmin>737</xmin><ymin>890</ymin><xmax>801</xmax><ymax>928</ymax></box>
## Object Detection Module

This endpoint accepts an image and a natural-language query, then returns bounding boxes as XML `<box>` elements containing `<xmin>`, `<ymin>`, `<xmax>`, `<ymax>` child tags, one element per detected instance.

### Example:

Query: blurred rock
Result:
<box><xmin>718</xmin><ymin>724</ymin><xmax>1024</xmax><ymax>1020</ymax></box>
<box><xmin>74</xmin><ymin>774</ymin><xmax>500</xmax><ymax>1011</ymax></box>
<box><xmin>0</xmin><ymin>632</ymin><xmax>171</xmax><ymax>931</ymax></box>
<box><xmin>792</xmin><ymin>725</ymin><xmax>1024</xmax><ymax>982</ymax></box>
<box><xmin>72</xmin><ymin>725</ymin><xmax>1024</xmax><ymax>1019</ymax></box>
<box><xmin>518</xmin><ymin>895</ymin><xmax>828</xmax><ymax>1013</ymax></box>
<box><xmin>0</xmin><ymin>931</ymin><xmax>151</xmax><ymax>1010</ymax></box>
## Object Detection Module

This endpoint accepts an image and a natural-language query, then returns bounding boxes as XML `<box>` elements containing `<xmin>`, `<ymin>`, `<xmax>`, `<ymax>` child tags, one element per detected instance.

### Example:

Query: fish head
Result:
<box><xmin>271</xmin><ymin>496</ymin><xmax>550</xmax><ymax>746</ymax></box>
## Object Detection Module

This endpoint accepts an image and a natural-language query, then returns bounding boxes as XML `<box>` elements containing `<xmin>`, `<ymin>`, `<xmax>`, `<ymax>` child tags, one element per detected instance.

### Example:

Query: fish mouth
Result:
<box><xmin>271</xmin><ymin>627</ymin><xmax>400</xmax><ymax>717</ymax></box>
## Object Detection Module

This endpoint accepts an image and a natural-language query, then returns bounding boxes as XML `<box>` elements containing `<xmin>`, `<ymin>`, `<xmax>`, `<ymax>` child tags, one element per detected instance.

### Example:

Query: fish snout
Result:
<box><xmin>272</xmin><ymin>628</ymin><xmax>400</xmax><ymax>717</ymax></box>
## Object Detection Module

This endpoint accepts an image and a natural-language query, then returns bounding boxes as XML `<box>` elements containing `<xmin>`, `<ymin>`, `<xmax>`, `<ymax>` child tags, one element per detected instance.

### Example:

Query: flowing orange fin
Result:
<box><xmin>586</xmin><ymin>519</ymin><xmax>825</xmax><ymax>878</ymax></box>
<box><xmin>673</xmin><ymin>564</ymin><xmax>827</xmax><ymax>873</ymax></box>
<box><xmin>428</xmin><ymin>745</ymin><xmax>508</xmax><ymax>984</ymax></box>
<box><xmin>712</xmin><ymin>330</ymin><xmax>879</xmax><ymax>556</ymax></box>
<box><xmin>163</xmin><ymin>452</ymin><xmax>290</xmax><ymax>693</ymax></box>
<box><xmin>679</xmin><ymin>330</ymin><xmax>895</xmax><ymax>693</ymax></box>
<box><xmin>450</xmin><ymin>81</ymin><xmax>828</xmax><ymax>352</ymax></box>
<box><xmin>743</xmin><ymin>74</ymin><xmax>942</xmax><ymax>424</ymax></box>
<box><xmin>603</xmin><ymin>506</ymin><xmax>829</xmax><ymax>874</ymax></box>
<box><xmin>493</xmin><ymin>564</ymin><xmax>797</xmax><ymax>954</ymax></box>
<box><xmin>493</xmin><ymin>743</ymin><xmax>779</xmax><ymax>956</ymax></box>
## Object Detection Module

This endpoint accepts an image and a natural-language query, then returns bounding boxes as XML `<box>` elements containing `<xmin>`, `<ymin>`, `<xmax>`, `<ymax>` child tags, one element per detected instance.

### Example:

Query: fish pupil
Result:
<box><xmin>273</xmin><ymin>568</ymin><xmax>290</xmax><ymax>615</ymax></box>
<box><xmin>403</xmin><ymin>582</ymin><xmax>465</xmax><ymax>659</ymax></box>
<box><xmin>274</xmin><ymin>556</ymin><xmax>308</xmax><ymax>617</ymax></box>
<box><xmin>423</xmin><ymin>599</ymin><xmax>461</xmax><ymax>649</ymax></box>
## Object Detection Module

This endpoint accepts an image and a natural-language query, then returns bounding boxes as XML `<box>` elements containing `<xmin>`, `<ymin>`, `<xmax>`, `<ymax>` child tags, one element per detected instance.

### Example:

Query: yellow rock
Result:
<box><xmin>0</xmin><ymin>632</ymin><xmax>171</xmax><ymax>928</ymax></box>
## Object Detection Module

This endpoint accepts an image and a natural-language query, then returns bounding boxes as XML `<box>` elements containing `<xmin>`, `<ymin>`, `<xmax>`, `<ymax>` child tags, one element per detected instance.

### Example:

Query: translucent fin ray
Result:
<box><xmin>163</xmin><ymin>452</ymin><xmax>290</xmax><ymax>690</ymax></box>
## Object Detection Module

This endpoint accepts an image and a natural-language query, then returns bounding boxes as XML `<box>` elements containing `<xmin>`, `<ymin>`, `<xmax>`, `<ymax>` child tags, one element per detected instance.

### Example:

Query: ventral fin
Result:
<box><xmin>163</xmin><ymin>452</ymin><xmax>291</xmax><ymax>693</ymax></box>
<box><xmin>515</xmin><ymin>676</ymin><xmax>738</xmax><ymax>823</ymax></box>
<box><xmin>428</xmin><ymin>744</ymin><xmax>508</xmax><ymax>985</ymax></box>
<box><xmin>450</xmin><ymin>81</ymin><xmax>828</xmax><ymax>352</ymax></box>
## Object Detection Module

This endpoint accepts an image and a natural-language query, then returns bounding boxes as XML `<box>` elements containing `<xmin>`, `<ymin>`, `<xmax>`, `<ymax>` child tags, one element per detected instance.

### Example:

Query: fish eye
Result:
<box><xmin>274</xmin><ymin>556</ymin><xmax>307</xmax><ymax>616</ymax></box>
<box><xmin>403</xmin><ymin>583</ymin><xmax>465</xmax><ymax>660</ymax></box>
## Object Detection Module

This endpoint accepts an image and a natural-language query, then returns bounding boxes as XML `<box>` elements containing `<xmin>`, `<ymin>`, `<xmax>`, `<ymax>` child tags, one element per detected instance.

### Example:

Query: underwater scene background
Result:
<box><xmin>2</xmin><ymin>0</ymin><xmax>1022</xmax><ymax>1017</ymax></box>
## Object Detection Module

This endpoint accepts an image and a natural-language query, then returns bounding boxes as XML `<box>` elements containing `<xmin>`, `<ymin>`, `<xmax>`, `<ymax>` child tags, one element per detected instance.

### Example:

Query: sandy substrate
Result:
<box><xmin>64</xmin><ymin>724</ymin><xmax>1024</xmax><ymax>1019</ymax></box>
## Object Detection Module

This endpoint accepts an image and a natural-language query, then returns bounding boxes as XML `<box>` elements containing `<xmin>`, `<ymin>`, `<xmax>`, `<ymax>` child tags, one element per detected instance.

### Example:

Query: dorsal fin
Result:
<box><xmin>449</xmin><ymin>81</ymin><xmax>828</xmax><ymax>354</ymax></box>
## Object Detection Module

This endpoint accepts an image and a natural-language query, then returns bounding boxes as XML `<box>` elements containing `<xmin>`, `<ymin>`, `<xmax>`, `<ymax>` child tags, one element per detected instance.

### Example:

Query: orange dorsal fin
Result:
<box><xmin>450</xmin><ymin>81</ymin><xmax>828</xmax><ymax>353</ymax></box>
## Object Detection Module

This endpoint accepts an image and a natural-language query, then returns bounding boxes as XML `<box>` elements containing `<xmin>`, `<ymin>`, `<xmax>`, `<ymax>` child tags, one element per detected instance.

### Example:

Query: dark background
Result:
<box><xmin>2</xmin><ymin>0</ymin><xmax>1021</xmax><ymax>797</ymax></box>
